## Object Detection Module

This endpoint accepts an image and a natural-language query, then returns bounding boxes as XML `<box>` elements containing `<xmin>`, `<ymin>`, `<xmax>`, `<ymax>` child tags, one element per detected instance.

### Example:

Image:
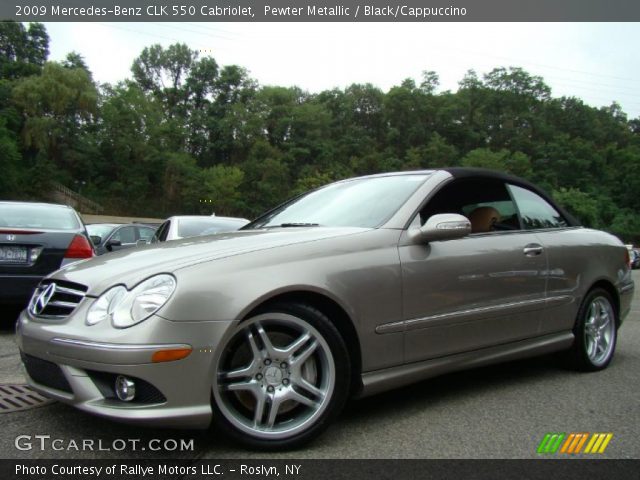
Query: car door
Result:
<box><xmin>106</xmin><ymin>226</ymin><xmax>137</xmax><ymax>252</ymax></box>
<box><xmin>506</xmin><ymin>183</ymin><xmax>579</xmax><ymax>335</ymax></box>
<box><xmin>399</xmin><ymin>177</ymin><xmax>548</xmax><ymax>364</ymax></box>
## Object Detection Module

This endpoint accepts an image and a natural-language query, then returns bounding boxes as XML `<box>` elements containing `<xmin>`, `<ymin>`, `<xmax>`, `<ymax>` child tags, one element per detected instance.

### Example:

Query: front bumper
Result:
<box><xmin>16</xmin><ymin>306</ymin><xmax>233</xmax><ymax>429</ymax></box>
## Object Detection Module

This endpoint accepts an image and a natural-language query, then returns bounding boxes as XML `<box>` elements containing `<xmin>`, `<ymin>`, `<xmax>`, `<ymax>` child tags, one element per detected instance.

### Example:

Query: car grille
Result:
<box><xmin>21</xmin><ymin>352</ymin><xmax>72</xmax><ymax>394</ymax></box>
<box><xmin>28</xmin><ymin>279</ymin><xmax>88</xmax><ymax>318</ymax></box>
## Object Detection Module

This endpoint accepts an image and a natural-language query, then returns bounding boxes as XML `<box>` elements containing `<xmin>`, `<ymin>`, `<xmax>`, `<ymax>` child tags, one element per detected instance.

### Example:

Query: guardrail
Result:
<box><xmin>49</xmin><ymin>182</ymin><xmax>104</xmax><ymax>214</ymax></box>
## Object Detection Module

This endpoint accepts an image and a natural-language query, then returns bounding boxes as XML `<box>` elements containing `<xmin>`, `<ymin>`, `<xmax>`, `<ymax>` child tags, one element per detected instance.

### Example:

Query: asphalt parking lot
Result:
<box><xmin>0</xmin><ymin>272</ymin><xmax>639</xmax><ymax>459</ymax></box>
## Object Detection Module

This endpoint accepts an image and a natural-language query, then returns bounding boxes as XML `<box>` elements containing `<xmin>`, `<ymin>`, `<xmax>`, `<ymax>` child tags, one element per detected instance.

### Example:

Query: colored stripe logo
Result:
<box><xmin>537</xmin><ymin>433</ymin><xmax>613</xmax><ymax>454</ymax></box>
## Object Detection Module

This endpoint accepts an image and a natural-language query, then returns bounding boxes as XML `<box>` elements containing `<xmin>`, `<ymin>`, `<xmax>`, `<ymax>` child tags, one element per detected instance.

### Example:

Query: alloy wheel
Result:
<box><xmin>213</xmin><ymin>312</ymin><xmax>336</xmax><ymax>440</ymax></box>
<box><xmin>583</xmin><ymin>296</ymin><xmax>616</xmax><ymax>367</ymax></box>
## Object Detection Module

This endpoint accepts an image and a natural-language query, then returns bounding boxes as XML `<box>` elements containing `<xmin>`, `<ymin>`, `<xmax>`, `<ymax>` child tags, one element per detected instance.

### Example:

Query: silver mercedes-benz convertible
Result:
<box><xmin>16</xmin><ymin>168</ymin><xmax>634</xmax><ymax>449</ymax></box>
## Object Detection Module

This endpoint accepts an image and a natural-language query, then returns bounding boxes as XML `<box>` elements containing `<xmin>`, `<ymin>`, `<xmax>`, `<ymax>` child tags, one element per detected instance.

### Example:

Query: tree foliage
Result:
<box><xmin>0</xmin><ymin>26</ymin><xmax>639</xmax><ymax>241</ymax></box>
<box><xmin>0</xmin><ymin>21</ymin><xmax>48</xmax><ymax>79</ymax></box>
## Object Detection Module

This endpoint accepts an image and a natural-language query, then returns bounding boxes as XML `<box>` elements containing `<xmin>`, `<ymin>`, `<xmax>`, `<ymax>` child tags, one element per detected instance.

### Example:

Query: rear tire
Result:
<box><xmin>569</xmin><ymin>288</ymin><xmax>618</xmax><ymax>371</ymax></box>
<box><xmin>211</xmin><ymin>302</ymin><xmax>350</xmax><ymax>450</ymax></box>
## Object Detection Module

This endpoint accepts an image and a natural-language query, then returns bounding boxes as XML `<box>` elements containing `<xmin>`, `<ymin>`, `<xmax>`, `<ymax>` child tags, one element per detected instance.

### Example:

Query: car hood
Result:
<box><xmin>51</xmin><ymin>227</ymin><xmax>370</xmax><ymax>295</ymax></box>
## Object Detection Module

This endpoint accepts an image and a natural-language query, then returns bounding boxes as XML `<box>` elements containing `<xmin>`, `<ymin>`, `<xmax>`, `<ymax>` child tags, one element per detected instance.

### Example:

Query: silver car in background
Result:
<box><xmin>16</xmin><ymin>168</ymin><xmax>634</xmax><ymax>449</ymax></box>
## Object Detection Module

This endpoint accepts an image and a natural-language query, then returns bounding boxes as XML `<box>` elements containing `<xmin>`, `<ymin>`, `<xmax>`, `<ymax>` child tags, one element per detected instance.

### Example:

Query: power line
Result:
<box><xmin>96</xmin><ymin>22</ymin><xmax>184</xmax><ymax>44</ymax></box>
<box><xmin>423</xmin><ymin>52</ymin><xmax>639</xmax><ymax>95</ymax></box>
<box><xmin>148</xmin><ymin>22</ymin><xmax>240</xmax><ymax>42</ymax></box>
<box><xmin>442</xmin><ymin>45</ymin><xmax>638</xmax><ymax>85</ymax></box>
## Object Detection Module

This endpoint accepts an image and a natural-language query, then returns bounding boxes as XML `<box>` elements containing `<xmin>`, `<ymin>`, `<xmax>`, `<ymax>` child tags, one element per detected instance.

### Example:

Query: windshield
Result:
<box><xmin>86</xmin><ymin>224</ymin><xmax>117</xmax><ymax>238</ymax></box>
<box><xmin>248</xmin><ymin>174</ymin><xmax>429</xmax><ymax>229</ymax></box>
<box><xmin>0</xmin><ymin>203</ymin><xmax>81</xmax><ymax>230</ymax></box>
<box><xmin>178</xmin><ymin>218</ymin><xmax>246</xmax><ymax>238</ymax></box>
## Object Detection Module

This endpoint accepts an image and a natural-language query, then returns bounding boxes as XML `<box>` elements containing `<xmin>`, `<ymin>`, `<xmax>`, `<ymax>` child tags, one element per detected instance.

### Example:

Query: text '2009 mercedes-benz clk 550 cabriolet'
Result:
<box><xmin>16</xmin><ymin>168</ymin><xmax>634</xmax><ymax>449</ymax></box>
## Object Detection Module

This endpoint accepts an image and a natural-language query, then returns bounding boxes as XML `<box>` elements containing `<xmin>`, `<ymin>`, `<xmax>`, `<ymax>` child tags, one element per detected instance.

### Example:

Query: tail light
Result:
<box><xmin>65</xmin><ymin>235</ymin><xmax>95</xmax><ymax>259</ymax></box>
<box><xmin>624</xmin><ymin>249</ymin><xmax>631</xmax><ymax>267</ymax></box>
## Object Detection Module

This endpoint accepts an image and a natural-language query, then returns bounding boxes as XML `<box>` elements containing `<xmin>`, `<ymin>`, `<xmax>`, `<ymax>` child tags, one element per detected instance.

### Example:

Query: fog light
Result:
<box><xmin>115</xmin><ymin>375</ymin><xmax>136</xmax><ymax>402</ymax></box>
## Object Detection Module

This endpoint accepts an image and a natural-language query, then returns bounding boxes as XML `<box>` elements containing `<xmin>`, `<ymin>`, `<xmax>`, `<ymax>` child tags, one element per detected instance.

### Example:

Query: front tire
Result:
<box><xmin>211</xmin><ymin>302</ymin><xmax>350</xmax><ymax>449</ymax></box>
<box><xmin>570</xmin><ymin>288</ymin><xmax>618</xmax><ymax>371</ymax></box>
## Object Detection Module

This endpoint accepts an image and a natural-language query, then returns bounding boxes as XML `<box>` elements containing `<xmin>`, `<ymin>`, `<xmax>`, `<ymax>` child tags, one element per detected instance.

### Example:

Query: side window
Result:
<box><xmin>419</xmin><ymin>178</ymin><xmax>521</xmax><ymax>233</ymax></box>
<box><xmin>138</xmin><ymin>227</ymin><xmax>155</xmax><ymax>242</ymax></box>
<box><xmin>111</xmin><ymin>226</ymin><xmax>136</xmax><ymax>244</ymax></box>
<box><xmin>461</xmin><ymin>200</ymin><xmax>520</xmax><ymax>230</ymax></box>
<box><xmin>508</xmin><ymin>184</ymin><xmax>568</xmax><ymax>230</ymax></box>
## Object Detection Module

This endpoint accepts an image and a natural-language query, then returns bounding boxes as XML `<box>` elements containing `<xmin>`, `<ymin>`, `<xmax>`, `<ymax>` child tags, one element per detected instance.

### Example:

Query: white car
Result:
<box><xmin>152</xmin><ymin>215</ymin><xmax>249</xmax><ymax>242</ymax></box>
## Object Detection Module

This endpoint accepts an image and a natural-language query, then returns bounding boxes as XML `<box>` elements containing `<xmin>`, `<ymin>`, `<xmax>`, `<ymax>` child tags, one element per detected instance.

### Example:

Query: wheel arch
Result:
<box><xmin>242</xmin><ymin>290</ymin><xmax>363</xmax><ymax>397</ymax></box>
<box><xmin>585</xmin><ymin>279</ymin><xmax>621</xmax><ymax>326</ymax></box>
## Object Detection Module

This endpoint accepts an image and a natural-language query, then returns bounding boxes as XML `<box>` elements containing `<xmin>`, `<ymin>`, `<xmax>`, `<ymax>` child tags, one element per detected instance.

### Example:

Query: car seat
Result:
<box><xmin>468</xmin><ymin>206</ymin><xmax>501</xmax><ymax>233</ymax></box>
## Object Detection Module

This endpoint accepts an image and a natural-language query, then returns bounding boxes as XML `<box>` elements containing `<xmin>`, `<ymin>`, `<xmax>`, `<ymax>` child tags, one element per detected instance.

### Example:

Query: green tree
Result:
<box><xmin>419</xmin><ymin>70</ymin><xmax>440</xmax><ymax>95</ymax></box>
<box><xmin>95</xmin><ymin>82</ymin><xmax>165</xmax><ymax>213</ymax></box>
<box><xmin>404</xmin><ymin>133</ymin><xmax>459</xmax><ymax>170</ymax></box>
<box><xmin>2</xmin><ymin>23</ymin><xmax>639</xmax><ymax>232</ymax></box>
<box><xmin>0</xmin><ymin>21</ymin><xmax>49</xmax><ymax>79</ymax></box>
<box><xmin>201</xmin><ymin>165</ymin><xmax>245</xmax><ymax>215</ymax></box>
<box><xmin>461</xmin><ymin>148</ymin><xmax>532</xmax><ymax>178</ymax></box>
<box><xmin>240</xmin><ymin>140</ymin><xmax>291</xmax><ymax>215</ymax></box>
<box><xmin>0</xmin><ymin>117</ymin><xmax>21</xmax><ymax>195</ymax></box>
<box><xmin>552</xmin><ymin>188</ymin><xmax>601</xmax><ymax>228</ymax></box>
<box><xmin>12</xmin><ymin>61</ymin><xmax>97</xmax><ymax>190</ymax></box>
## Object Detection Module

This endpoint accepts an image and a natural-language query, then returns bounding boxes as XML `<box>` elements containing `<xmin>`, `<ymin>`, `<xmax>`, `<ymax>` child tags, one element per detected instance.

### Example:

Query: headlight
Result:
<box><xmin>86</xmin><ymin>274</ymin><xmax>176</xmax><ymax>328</ymax></box>
<box><xmin>86</xmin><ymin>285</ymin><xmax>126</xmax><ymax>325</ymax></box>
<box><xmin>113</xmin><ymin>274</ymin><xmax>176</xmax><ymax>328</ymax></box>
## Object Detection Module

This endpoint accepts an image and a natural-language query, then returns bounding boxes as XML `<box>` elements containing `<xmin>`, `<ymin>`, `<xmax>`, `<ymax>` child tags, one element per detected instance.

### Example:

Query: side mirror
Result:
<box><xmin>106</xmin><ymin>239</ymin><xmax>122</xmax><ymax>251</ymax></box>
<box><xmin>409</xmin><ymin>213</ymin><xmax>471</xmax><ymax>244</ymax></box>
<box><xmin>136</xmin><ymin>239</ymin><xmax>149</xmax><ymax>246</ymax></box>
<box><xmin>90</xmin><ymin>235</ymin><xmax>101</xmax><ymax>246</ymax></box>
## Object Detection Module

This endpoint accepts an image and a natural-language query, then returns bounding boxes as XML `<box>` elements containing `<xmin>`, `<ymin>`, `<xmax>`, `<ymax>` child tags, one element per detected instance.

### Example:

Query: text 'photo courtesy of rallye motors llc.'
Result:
<box><xmin>14</xmin><ymin>462</ymin><xmax>301</xmax><ymax>476</ymax></box>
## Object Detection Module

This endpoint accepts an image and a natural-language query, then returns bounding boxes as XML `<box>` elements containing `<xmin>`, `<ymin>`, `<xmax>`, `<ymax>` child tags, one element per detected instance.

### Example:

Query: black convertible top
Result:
<box><xmin>442</xmin><ymin>167</ymin><xmax>580</xmax><ymax>227</ymax></box>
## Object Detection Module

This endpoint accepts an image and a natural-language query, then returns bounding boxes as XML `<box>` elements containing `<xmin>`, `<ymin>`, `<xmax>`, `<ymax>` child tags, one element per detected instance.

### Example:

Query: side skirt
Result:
<box><xmin>357</xmin><ymin>331</ymin><xmax>574</xmax><ymax>398</ymax></box>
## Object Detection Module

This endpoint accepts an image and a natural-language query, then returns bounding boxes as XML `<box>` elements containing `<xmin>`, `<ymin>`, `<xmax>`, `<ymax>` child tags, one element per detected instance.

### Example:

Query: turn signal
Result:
<box><xmin>151</xmin><ymin>348</ymin><xmax>192</xmax><ymax>363</ymax></box>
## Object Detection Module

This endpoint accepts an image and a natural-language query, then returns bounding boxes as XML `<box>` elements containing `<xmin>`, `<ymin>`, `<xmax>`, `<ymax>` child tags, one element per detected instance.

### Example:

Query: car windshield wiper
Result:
<box><xmin>278</xmin><ymin>223</ymin><xmax>320</xmax><ymax>228</ymax></box>
<box><xmin>256</xmin><ymin>222</ymin><xmax>321</xmax><ymax>229</ymax></box>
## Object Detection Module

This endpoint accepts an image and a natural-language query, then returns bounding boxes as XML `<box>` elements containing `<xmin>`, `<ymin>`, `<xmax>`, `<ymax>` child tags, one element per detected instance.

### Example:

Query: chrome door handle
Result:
<box><xmin>523</xmin><ymin>244</ymin><xmax>544</xmax><ymax>256</ymax></box>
